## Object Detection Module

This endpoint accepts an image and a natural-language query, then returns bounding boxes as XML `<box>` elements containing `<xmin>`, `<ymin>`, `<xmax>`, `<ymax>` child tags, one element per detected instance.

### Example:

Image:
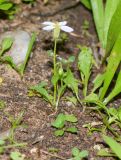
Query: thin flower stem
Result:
<box><xmin>53</xmin><ymin>39</ymin><xmax>57</xmax><ymax>106</ymax></box>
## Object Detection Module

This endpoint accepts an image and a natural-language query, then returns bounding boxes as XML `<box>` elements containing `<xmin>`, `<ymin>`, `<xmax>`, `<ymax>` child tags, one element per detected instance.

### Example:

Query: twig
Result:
<box><xmin>40</xmin><ymin>149</ymin><xmax>67</xmax><ymax>160</ymax></box>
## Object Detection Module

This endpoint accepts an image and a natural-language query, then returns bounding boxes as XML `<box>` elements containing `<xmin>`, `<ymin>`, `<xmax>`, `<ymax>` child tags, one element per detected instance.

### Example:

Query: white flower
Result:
<box><xmin>42</xmin><ymin>21</ymin><xmax>74</xmax><ymax>33</ymax></box>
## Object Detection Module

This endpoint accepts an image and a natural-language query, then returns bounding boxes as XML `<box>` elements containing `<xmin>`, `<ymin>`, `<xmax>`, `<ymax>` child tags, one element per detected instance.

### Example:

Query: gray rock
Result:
<box><xmin>0</xmin><ymin>30</ymin><xmax>31</xmax><ymax>66</ymax></box>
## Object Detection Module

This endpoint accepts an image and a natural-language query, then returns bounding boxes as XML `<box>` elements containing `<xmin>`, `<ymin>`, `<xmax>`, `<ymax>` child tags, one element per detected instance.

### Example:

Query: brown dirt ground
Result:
<box><xmin>0</xmin><ymin>0</ymin><xmax>117</xmax><ymax>160</ymax></box>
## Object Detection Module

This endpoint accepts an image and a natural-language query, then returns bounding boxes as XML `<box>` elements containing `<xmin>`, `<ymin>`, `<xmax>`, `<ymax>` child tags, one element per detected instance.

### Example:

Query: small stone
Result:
<box><xmin>0</xmin><ymin>30</ymin><xmax>31</xmax><ymax>66</ymax></box>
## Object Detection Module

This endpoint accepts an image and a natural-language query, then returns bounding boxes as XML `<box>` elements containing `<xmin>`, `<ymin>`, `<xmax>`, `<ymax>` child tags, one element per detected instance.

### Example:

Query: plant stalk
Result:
<box><xmin>53</xmin><ymin>39</ymin><xmax>57</xmax><ymax>106</ymax></box>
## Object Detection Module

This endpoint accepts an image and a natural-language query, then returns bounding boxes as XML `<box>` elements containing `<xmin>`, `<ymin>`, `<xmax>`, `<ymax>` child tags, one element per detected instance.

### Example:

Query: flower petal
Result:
<box><xmin>42</xmin><ymin>25</ymin><xmax>54</xmax><ymax>31</ymax></box>
<box><xmin>59</xmin><ymin>21</ymin><xmax>67</xmax><ymax>26</ymax></box>
<box><xmin>42</xmin><ymin>21</ymin><xmax>54</xmax><ymax>26</ymax></box>
<box><xmin>61</xmin><ymin>26</ymin><xmax>74</xmax><ymax>32</ymax></box>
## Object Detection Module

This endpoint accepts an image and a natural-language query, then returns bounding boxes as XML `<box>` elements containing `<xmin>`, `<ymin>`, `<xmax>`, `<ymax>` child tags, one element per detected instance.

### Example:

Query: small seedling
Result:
<box><xmin>78</xmin><ymin>46</ymin><xmax>94</xmax><ymax>97</ymax></box>
<box><xmin>10</xmin><ymin>151</ymin><xmax>25</xmax><ymax>160</ymax></box>
<box><xmin>0</xmin><ymin>139</ymin><xmax>26</xmax><ymax>155</ymax></box>
<box><xmin>52</xmin><ymin>113</ymin><xmax>78</xmax><ymax>136</ymax></box>
<box><xmin>69</xmin><ymin>147</ymin><xmax>88</xmax><ymax>160</ymax></box>
<box><xmin>5</xmin><ymin>111</ymin><xmax>26</xmax><ymax>143</ymax></box>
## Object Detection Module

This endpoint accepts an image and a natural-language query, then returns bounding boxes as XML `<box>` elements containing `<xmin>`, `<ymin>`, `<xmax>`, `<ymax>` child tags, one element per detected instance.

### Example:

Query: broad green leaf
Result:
<box><xmin>0</xmin><ymin>0</ymin><xmax>5</xmax><ymax>4</ymax></box>
<box><xmin>79</xmin><ymin>150</ymin><xmax>88</xmax><ymax>158</ymax></box>
<box><xmin>105</xmin><ymin>0</ymin><xmax>121</xmax><ymax>57</ymax></box>
<box><xmin>104</xmin><ymin>0</ymin><xmax>120</xmax><ymax>48</ymax></box>
<box><xmin>0</xmin><ymin>37</ymin><xmax>13</xmax><ymax>57</ymax></box>
<box><xmin>90</xmin><ymin>0</ymin><xmax>104</xmax><ymax>48</ymax></box>
<box><xmin>10</xmin><ymin>151</ymin><xmax>24</xmax><ymax>160</ymax></box>
<box><xmin>0</xmin><ymin>3</ymin><xmax>13</xmax><ymax>10</ymax></box>
<box><xmin>54</xmin><ymin>130</ymin><xmax>64</xmax><ymax>136</ymax></box>
<box><xmin>84</xmin><ymin>93</ymin><xmax>99</xmax><ymax>102</ymax></box>
<box><xmin>2</xmin><ymin>56</ymin><xmax>16</xmax><ymax>68</ymax></box>
<box><xmin>66</xmin><ymin>127</ymin><xmax>77</xmax><ymax>133</ymax></box>
<box><xmin>30</xmin><ymin>82</ymin><xmax>53</xmax><ymax>104</ymax></box>
<box><xmin>80</xmin><ymin>0</ymin><xmax>91</xmax><ymax>10</ymax></box>
<box><xmin>103</xmin><ymin>135</ymin><xmax>121</xmax><ymax>159</ymax></box>
<box><xmin>78</xmin><ymin>47</ymin><xmax>93</xmax><ymax>96</ymax></box>
<box><xmin>104</xmin><ymin>70</ymin><xmax>121</xmax><ymax>105</ymax></box>
<box><xmin>65</xmin><ymin>114</ymin><xmax>77</xmax><ymax>123</ymax></box>
<box><xmin>100</xmin><ymin>31</ymin><xmax>121</xmax><ymax>100</ymax></box>
<box><xmin>84</xmin><ymin>93</ymin><xmax>109</xmax><ymax>114</ymax></box>
<box><xmin>64</xmin><ymin>69</ymin><xmax>78</xmax><ymax>96</ymax></box>
<box><xmin>92</xmin><ymin>73</ymin><xmax>105</xmax><ymax>93</ymax></box>
<box><xmin>72</xmin><ymin>147</ymin><xmax>80</xmax><ymax>156</ymax></box>
<box><xmin>52</xmin><ymin>113</ymin><xmax>65</xmax><ymax>129</ymax></box>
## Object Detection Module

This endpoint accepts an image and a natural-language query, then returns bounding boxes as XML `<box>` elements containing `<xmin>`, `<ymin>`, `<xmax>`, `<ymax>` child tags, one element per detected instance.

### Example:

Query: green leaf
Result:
<box><xmin>66</xmin><ymin>127</ymin><xmax>77</xmax><ymax>133</ymax></box>
<box><xmin>80</xmin><ymin>0</ymin><xmax>91</xmax><ymax>10</ymax></box>
<box><xmin>104</xmin><ymin>0</ymin><xmax>120</xmax><ymax>48</ymax></box>
<box><xmin>90</xmin><ymin>0</ymin><xmax>104</xmax><ymax>48</ymax></box>
<box><xmin>97</xmin><ymin>148</ymin><xmax>115</xmax><ymax>157</ymax></box>
<box><xmin>2</xmin><ymin>55</ymin><xmax>16</xmax><ymax>68</ymax></box>
<box><xmin>103</xmin><ymin>135</ymin><xmax>121</xmax><ymax>159</ymax></box>
<box><xmin>0</xmin><ymin>147</ymin><xmax>4</xmax><ymax>154</ymax></box>
<box><xmin>104</xmin><ymin>70</ymin><xmax>121</xmax><ymax>104</ymax></box>
<box><xmin>72</xmin><ymin>147</ymin><xmax>80</xmax><ymax>156</ymax></box>
<box><xmin>92</xmin><ymin>73</ymin><xmax>105</xmax><ymax>93</ymax></box>
<box><xmin>54</xmin><ymin>129</ymin><xmax>64</xmax><ymax>136</ymax></box>
<box><xmin>78</xmin><ymin>47</ymin><xmax>93</xmax><ymax>96</ymax></box>
<box><xmin>52</xmin><ymin>113</ymin><xmax>65</xmax><ymax>129</ymax></box>
<box><xmin>10</xmin><ymin>151</ymin><xmax>24</xmax><ymax>160</ymax></box>
<box><xmin>100</xmin><ymin>31</ymin><xmax>121</xmax><ymax>100</ymax></box>
<box><xmin>65</xmin><ymin>114</ymin><xmax>77</xmax><ymax>123</ymax></box>
<box><xmin>0</xmin><ymin>3</ymin><xmax>13</xmax><ymax>10</ymax></box>
<box><xmin>30</xmin><ymin>82</ymin><xmax>53</xmax><ymax>104</ymax></box>
<box><xmin>105</xmin><ymin>0</ymin><xmax>121</xmax><ymax>56</ymax></box>
<box><xmin>79</xmin><ymin>150</ymin><xmax>88</xmax><ymax>158</ymax></box>
<box><xmin>84</xmin><ymin>93</ymin><xmax>99</xmax><ymax>102</ymax></box>
<box><xmin>64</xmin><ymin>69</ymin><xmax>78</xmax><ymax>96</ymax></box>
<box><xmin>51</xmin><ymin>72</ymin><xmax>60</xmax><ymax>86</ymax></box>
<box><xmin>118</xmin><ymin>107</ymin><xmax>121</xmax><ymax>122</ymax></box>
<box><xmin>84</xmin><ymin>93</ymin><xmax>109</xmax><ymax>114</ymax></box>
<box><xmin>66</xmin><ymin>96</ymin><xmax>77</xmax><ymax>105</ymax></box>
<box><xmin>0</xmin><ymin>37</ymin><xmax>13</xmax><ymax>57</ymax></box>
<box><xmin>17</xmin><ymin>32</ymin><xmax>36</xmax><ymax>76</ymax></box>
<box><xmin>0</xmin><ymin>140</ymin><xmax>5</xmax><ymax>146</ymax></box>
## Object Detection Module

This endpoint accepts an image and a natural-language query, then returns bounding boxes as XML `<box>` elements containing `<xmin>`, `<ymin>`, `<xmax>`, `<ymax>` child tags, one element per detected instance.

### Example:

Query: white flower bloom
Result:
<box><xmin>42</xmin><ymin>21</ymin><xmax>74</xmax><ymax>33</ymax></box>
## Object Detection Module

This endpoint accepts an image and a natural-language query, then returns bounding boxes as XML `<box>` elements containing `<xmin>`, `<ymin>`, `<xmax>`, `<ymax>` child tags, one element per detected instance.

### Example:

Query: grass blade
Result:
<box><xmin>103</xmin><ymin>135</ymin><xmax>121</xmax><ymax>159</ymax></box>
<box><xmin>100</xmin><ymin>31</ymin><xmax>121</xmax><ymax>100</ymax></box>
<box><xmin>104</xmin><ymin>0</ymin><xmax>120</xmax><ymax>48</ymax></box>
<box><xmin>80</xmin><ymin>0</ymin><xmax>91</xmax><ymax>10</ymax></box>
<box><xmin>104</xmin><ymin>71</ymin><xmax>121</xmax><ymax>105</ymax></box>
<box><xmin>90</xmin><ymin>0</ymin><xmax>104</xmax><ymax>48</ymax></box>
<box><xmin>105</xmin><ymin>0</ymin><xmax>121</xmax><ymax>57</ymax></box>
